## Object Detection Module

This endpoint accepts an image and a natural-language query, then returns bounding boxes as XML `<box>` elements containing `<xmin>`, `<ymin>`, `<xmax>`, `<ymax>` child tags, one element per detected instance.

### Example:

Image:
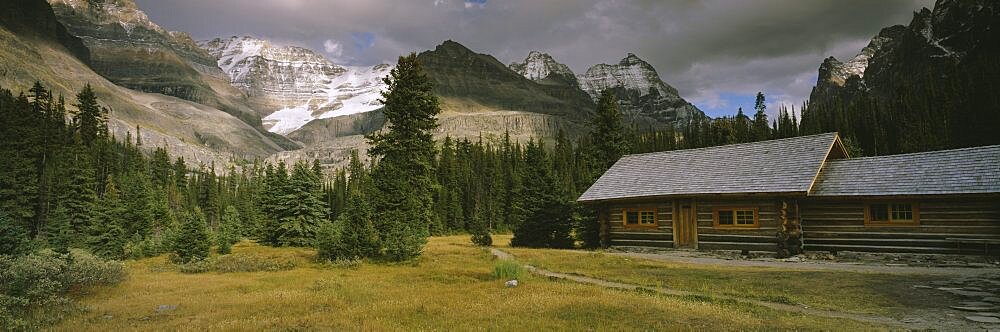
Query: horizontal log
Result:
<box><xmin>610</xmin><ymin>232</ymin><xmax>673</xmax><ymax>241</ymax></box>
<box><xmin>802</xmin><ymin>225</ymin><xmax>1000</xmax><ymax>234</ymax></box>
<box><xmin>803</xmin><ymin>244</ymin><xmax>968</xmax><ymax>255</ymax></box>
<box><xmin>610</xmin><ymin>239</ymin><xmax>674</xmax><ymax>248</ymax></box>
<box><xmin>698</xmin><ymin>241</ymin><xmax>776</xmax><ymax>252</ymax></box>
<box><xmin>698</xmin><ymin>234</ymin><xmax>775</xmax><ymax>243</ymax></box>
<box><xmin>805</xmin><ymin>237</ymin><xmax>958</xmax><ymax>248</ymax></box>
<box><xmin>804</xmin><ymin>231</ymin><xmax>1000</xmax><ymax>240</ymax></box>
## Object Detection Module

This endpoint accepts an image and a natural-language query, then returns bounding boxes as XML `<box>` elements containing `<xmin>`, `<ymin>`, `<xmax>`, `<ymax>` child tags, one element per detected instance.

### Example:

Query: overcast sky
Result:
<box><xmin>135</xmin><ymin>0</ymin><xmax>932</xmax><ymax>118</ymax></box>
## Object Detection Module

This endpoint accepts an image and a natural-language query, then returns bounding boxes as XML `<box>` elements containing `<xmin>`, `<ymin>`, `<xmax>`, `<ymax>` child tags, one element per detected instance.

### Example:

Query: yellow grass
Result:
<box><xmin>55</xmin><ymin>236</ymin><xmax>886</xmax><ymax>331</ymax></box>
<box><xmin>497</xmin><ymin>235</ymin><xmax>934</xmax><ymax>316</ymax></box>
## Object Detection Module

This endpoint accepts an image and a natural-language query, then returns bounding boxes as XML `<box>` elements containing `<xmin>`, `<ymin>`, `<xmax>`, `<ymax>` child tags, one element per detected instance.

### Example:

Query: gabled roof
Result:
<box><xmin>809</xmin><ymin>145</ymin><xmax>1000</xmax><ymax>197</ymax></box>
<box><xmin>578</xmin><ymin>133</ymin><xmax>845</xmax><ymax>203</ymax></box>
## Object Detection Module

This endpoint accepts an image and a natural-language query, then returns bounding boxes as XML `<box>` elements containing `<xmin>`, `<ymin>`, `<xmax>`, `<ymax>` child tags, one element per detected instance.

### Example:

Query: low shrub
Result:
<box><xmin>321</xmin><ymin>258</ymin><xmax>362</xmax><ymax>269</ymax></box>
<box><xmin>178</xmin><ymin>253</ymin><xmax>299</xmax><ymax>274</ymax></box>
<box><xmin>0</xmin><ymin>250</ymin><xmax>126</xmax><ymax>330</ymax></box>
<box><xmin>493</xmin><ymin>260</ymin><xmax>525</xmax><ymax>280</ymax></box>
<box><xmin>124</xmin><ymin>230</ymin><xmax>174</xmax><ymax>260</ymax></box>
<box><xmin>177</xmin><ymin>259</ymin><xmax>214</xmax><ymax>274</ymax></box>
<box><xmin>213</xmin><ymin>253</ymin><xmax>296</xmax><ymax>273</ymax></box>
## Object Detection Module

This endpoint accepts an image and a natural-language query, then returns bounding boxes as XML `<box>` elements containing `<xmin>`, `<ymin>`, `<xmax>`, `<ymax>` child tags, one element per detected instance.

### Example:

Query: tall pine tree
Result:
<box><xmin>366</xmin><ymin>53</ymin><xmax>440</xmax><ymax>261</ymax></box>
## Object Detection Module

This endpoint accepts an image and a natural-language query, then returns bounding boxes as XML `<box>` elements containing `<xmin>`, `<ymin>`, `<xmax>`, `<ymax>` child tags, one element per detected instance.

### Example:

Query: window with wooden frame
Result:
<box><xmin>713</xmin><ymin>207</ymin><xmax>759</xmax><ymax>229</ymax></box>
<box><xmin>865</xmin><ymin>203</ymin><xmax>919</xmax><ymax>226</ymax></box>
<box><xmin>622</xmin><ymin>208</ymin><xmax>657</xmax><ymax>228</ymax></box>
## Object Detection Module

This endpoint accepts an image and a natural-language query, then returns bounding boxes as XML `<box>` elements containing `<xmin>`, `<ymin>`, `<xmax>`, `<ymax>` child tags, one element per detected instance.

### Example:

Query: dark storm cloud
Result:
<box><xmin>135</xmin><ymin>0</ymin><xmax>932</xmax><ymax>116</ymax></box>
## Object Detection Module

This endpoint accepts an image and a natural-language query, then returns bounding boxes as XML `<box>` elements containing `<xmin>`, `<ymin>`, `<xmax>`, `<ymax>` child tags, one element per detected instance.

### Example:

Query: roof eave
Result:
<box><xmin>577</xmin><ymin>191</ymin><xmax>811</xmax><ymax>204</ymax></box>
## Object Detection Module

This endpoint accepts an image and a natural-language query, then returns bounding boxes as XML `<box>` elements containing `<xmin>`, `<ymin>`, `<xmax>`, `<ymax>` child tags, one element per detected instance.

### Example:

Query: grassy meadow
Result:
<box><xmin>503</xmin><ymin>242</ymin><xmax>939</xmax><ymax>316</ymax></box>
<box><xmin>54</xmin><ymin>236</ymin><xmax>894</xmax><ymax>331</ymax></box>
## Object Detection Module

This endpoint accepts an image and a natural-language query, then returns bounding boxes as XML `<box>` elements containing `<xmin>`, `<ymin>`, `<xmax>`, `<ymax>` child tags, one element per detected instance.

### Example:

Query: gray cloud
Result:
<box><xmin>136</xmin><ymin>0</ymin><xmax>932</xmax><ymax>116</ymax></box>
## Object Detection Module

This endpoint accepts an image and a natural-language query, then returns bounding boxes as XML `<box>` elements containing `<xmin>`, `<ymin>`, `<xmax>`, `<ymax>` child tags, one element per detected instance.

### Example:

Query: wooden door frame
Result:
<box><xmin>672</xmin><ymin>199</ymin><xmax>699</xmax><ymax>249</ymax></box>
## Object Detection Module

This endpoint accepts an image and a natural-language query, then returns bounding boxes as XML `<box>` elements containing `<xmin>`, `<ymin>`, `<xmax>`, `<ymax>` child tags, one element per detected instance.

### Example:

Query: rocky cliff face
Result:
<box><xmin>45</xmin><ymin>0</ymin><xmax>277</xmax><ymax>136</ymax></box>
<box><xmin>807</xmin><ymin>0</ymin><xmax>1000</xmax><ymax>151</ymax></box>
<box><xmin>812</xmin><ymin>25</ymin><xmax>905</xmax><ymax>99</ymax></box>
<box><xmin>577</xmin><ymin>53</ymin><xmax>705</xmax><ymax>124</ymax></box>
<box><xmin>0</xmin><ymin>0</ymin><xmax>89</xmax><ymax>64</ymax></box>
<box><xmin>509</xmin><ymin>51</ymin><xmax>578</xmax><ymax>87</ymax></box>
<box><xmin>200</xmin><ymin>36</ymin><xmax>391</xmax><ymax>135</ymax></box>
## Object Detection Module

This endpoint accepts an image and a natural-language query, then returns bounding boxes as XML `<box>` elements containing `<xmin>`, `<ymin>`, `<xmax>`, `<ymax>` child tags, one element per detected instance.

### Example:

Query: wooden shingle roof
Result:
<box><xmin>809</xmin><ymin>145</ymin><xmax>1000</xmax><ymax>197</ymax></box>
<box><xmin>577</xmin><ymin>133</ymin><xmax>844</xmax><ymax>203</ymax></box>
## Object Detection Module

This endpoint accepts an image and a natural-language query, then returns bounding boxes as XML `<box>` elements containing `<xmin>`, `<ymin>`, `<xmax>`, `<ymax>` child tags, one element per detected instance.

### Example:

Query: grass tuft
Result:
<box><xmin>492</xmin><ymin>260</ymin><xmax>524</xmax><ymax>280</ymax></box>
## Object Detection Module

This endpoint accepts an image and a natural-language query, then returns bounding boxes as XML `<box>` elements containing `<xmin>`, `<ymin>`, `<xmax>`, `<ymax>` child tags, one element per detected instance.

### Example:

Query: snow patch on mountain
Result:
<box><xmin>264</xmin><ymin>102</ymin><xmax>315</xmax><ymax>135</ymax></box>
<box><xmin>200</xmin><ymin>36</ymin><xmax>391</xmax><ymax>134</ymax></box>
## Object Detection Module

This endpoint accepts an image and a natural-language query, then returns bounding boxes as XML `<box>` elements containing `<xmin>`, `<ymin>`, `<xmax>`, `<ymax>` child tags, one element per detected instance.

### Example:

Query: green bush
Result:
<box><xmin>492</xmin><ymin>260</ymin><xmax>524</xmax><ymax>280</ymax></box>
<box><xmin>124</xmin><ymin>229</ymin><xmax>174</xmax><ymax>260</ymax></box>
<box><xmin>0</xmin><ymin>250</ymin><xmax>126</xmax><ymax>329</ymax></box>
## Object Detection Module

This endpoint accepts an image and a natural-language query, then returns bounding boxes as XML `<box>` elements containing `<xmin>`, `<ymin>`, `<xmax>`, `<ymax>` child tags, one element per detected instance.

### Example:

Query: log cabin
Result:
<box><xmin>577</xmin><ymin>133</ymin><xmax>1000</xmax><ymax>255</ymax></box>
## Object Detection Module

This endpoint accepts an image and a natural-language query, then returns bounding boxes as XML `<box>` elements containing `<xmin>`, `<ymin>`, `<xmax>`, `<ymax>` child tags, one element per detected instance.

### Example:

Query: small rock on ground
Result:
<box><xmin>156</xmin><ymin>304</ymin><xmax>178</xmax><ymax>313</ymax></box>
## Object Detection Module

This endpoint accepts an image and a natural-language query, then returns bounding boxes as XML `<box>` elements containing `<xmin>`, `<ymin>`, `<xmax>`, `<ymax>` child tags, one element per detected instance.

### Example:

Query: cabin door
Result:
<box><xmin>673</xmin><ymin>200</ymin><xmax>698</xmax><ymax>248</ymax></box>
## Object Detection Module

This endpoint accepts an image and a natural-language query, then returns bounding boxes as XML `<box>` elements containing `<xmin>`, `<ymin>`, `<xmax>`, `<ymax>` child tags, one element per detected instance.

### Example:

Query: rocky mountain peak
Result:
<box><xmin>579</xmin><ymin>53</ymin><xmax>678</xmax><ymax>100</ymax></box>
<box><xmin>620</xmin><ymin>53</ymin><xmax>646</xmax><ymax>66</ymax></box>
<box><xmin>577</xmin><ymin>53</ymin><xmax>704</xmax><ymax>124</ymax></box>
<box><xmin>49</xmin><ymin>0</ymin><xmax>163</xmax><ymax>35</ymax></box>
<box><xmin>435</xmin><ymin>39</ymin><xmax>473</xmax><ymax>54</ymax></box>
<box><xmin>815</xmin><ymin>25</ymin><xmax>906</xmax><ymax>89</ymax></box>
<box><xmin>509</xmin><ymin>51</ymin><xmax>578</xmax><ymax>87</ymax></box>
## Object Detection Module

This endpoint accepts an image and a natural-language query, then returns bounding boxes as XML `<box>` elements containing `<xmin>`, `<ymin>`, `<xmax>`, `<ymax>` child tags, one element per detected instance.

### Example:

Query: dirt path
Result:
<box><xmin>491</xmin><ymin>248</ymin><xmax>942</xmax><ymax>330</ymax></box>
<box><xmin>612</xmin><ymin>251</ymin><xmax>1000</xmax><ymax>276</ymax></box>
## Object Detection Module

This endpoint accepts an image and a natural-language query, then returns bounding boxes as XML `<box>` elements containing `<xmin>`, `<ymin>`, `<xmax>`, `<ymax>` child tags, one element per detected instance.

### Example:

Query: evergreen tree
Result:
<box><xmin>590</xmin><ymin>90</ymin><xmax>629</xmax><ymax>170</ymax></box>
<box><xmin>273</xmin><ymin>161</ymin><xmax>328</xmax><ymax>246</ymax></box>
<box><xmin>73</xmin><ymin>84</ymin><xmax>108</xmax><ymax>146</ymax></box>
<box><xmin>259</xmin><ymin>162</ymin><xmax>288</xmax><ymax>246</ymax></box>
<box><xmin>215</xmin><ymin>206</ymin><xmax>241</xmax><ymax>254</ymax></box>
<box><xmin>44</xmin><ymin>205</ymin><xmax>73</xmax><ymax>253</ymax></box>
<box><xmin>61</xmin><ymin>146</ymin><xmax>97</xmax><ymax>239</ymax></box>
<box><xmin>120</xmin><ymin>173</ymin><xmax>155</xmax><ymax>239</ymax></box>
<box><xmin>734</xmin><ymin>107</ymin><xmax>751</xmax><ymax>143</ymax></box>
<box><xmin>511</xmin><ymin>141</ymin><xmax>574</xmax><ymax>248</ymax></box>
<box><xmin>0</xmin><ymin>211</ymin><xmax>30</xmax><ymax>256</ymax></box>
<box><xmin>468</xmin><ymin>203</ymin><xmax>492</xmax><ymax>247</ymax></box>
<box><xmin>366</xmin><ymin>53</ymin><xmax>440</xmax><ymax>261</ymax></box>
<box><xmin>751</xmin><ymin>92</ymin><xmax>771</xmax><ymax>141</ymax></box>
<box><xmin>317</xmin><ymin>187</ymin><xmax>379</xmax><ymax>261</ymax></box>
<box><xmin>499</xmin><ymin>132</ymin><xmax>525</xmax><ymax>232</ymax></box>
<box><xmin>172</xmin><ymin>208</ymin><xmax>211</xmax><ymax>263</ymax></box>
<box><xmin>87</xmin><ymin>176</ymin><xmax>127</xmax><ymax>259</ymax></box>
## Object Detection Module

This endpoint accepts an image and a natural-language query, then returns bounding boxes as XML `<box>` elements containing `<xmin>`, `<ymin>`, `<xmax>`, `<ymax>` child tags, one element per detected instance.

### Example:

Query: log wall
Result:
<box><xmin>606</xmin><ymin>201</ymin><xmax>674</xmax><ymax>248</ymax></box>
<box><xmin>800</xmin><ymin>197</ymin><xmax>1000</xmax><ymax>255</ymax></box>
<box><xmin>694</xmin><ymin>199</ymin><xmax>780</xmax><ymax>252</ymax></box>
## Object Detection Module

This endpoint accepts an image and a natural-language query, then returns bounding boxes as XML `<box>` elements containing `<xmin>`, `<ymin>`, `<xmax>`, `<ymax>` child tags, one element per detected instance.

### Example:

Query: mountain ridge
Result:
<box><xmin>805</xmin><ymin>0</ymin><xmax>1000</xmax><ymax>153</ymax></box>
